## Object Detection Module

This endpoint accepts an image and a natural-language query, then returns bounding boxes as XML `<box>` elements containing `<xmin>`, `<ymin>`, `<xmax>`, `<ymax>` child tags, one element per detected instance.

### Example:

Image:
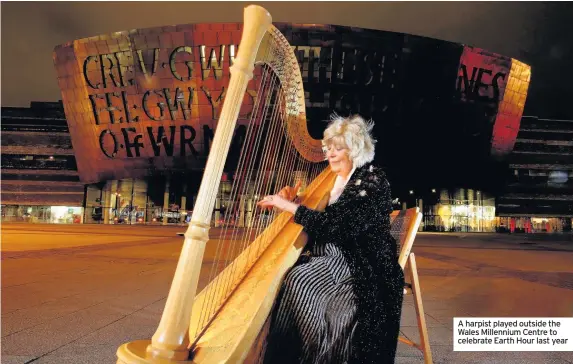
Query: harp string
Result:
<box><xmin>248</xmin><ymin>88</ymin><xmax>294</xmax><ymax>263</ymax></box>
<box><xmin>221</xmin><ymin>70</ymin><xmax>283</xmax><ymax>303</ymax></box>
<box><xmin>223</xmin><ymin>63</ymin><xmax>283</xmax><ymax>283</ymax></box>
<box><xmin>193</xmin><ymin>45</ymin><xmax>273</xmax><ymax>336</ymax></box>
<box><xmin>248</xmin><ymin>84</ymin><xmax>317</xmax><ymax>260</ymax></box>
<box><xmin>194</xmin><ymin>41</ymin><xmax>281</xmax><ymax>334</ymax></box>
<box><xmin>214</xmin><ymin>75</ymin><xmax>295</xmax><ymax>324</ymax></box>
<box><xmin>190</xmin><ymin>28</ymin><xmax>329</xmax><ymax>342</ymax></box>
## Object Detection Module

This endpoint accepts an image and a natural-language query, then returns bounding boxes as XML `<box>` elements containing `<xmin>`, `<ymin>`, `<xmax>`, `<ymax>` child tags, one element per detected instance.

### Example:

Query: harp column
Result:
<box><xmin>116</xmin><ymin>5</ymin><xmax>273</xmax><ymax>364</ymax></box>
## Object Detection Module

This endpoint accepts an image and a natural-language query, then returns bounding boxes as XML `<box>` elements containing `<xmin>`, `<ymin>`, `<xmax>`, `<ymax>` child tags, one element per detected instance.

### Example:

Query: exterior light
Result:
<box><xmin>431</xmin><ymin>189</ymin><xmax>436</xmax><ymax>193</ymax></box>
<box><xmin>409</xmin><ymin>190</ymin><xmax>414</xmax><ymax>195</ymax></box>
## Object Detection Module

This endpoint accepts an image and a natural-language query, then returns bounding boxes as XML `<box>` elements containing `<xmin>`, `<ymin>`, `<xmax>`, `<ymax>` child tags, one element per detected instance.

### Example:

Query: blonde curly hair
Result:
<box><xmin>322</xmin><ymin>114</ymin><xmax>376</xmax><ymax>168</ymax></box>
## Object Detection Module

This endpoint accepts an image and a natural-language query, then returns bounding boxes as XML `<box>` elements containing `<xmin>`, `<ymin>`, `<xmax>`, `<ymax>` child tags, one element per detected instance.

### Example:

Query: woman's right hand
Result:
<box><xmin>278</xmin><ymin>181</ymin><xmax>302</xmax><ymax>201</ymax></box>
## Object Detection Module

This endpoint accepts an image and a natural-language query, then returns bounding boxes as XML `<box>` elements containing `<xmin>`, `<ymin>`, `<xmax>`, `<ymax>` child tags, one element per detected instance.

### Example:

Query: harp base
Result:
<box><xmin>117</xmin><ymin>340</ymin><xmax>190</xmax><ymax>364</ymax></box>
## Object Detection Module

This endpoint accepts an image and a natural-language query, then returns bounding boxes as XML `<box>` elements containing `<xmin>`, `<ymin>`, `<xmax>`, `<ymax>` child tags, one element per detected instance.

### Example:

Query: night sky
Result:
<box><xmin>1</xmin><ymin>1</ymin><xmax>572</xmax><ymax>117</ymax></box>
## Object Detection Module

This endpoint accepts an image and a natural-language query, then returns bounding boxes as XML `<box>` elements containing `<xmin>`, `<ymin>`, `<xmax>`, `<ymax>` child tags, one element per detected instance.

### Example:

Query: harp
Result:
<box><xmin>117</xmin><ymin>5</ymin><xmax>335</xmax><ymax>363</ymax></box>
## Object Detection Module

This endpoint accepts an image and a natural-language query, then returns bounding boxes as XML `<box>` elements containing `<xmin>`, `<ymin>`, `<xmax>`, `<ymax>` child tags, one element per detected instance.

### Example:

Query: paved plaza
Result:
<box><xmin>1</xmin><ymin>223</ymin><xmax>572</xmax><ymax>364</ymax></box>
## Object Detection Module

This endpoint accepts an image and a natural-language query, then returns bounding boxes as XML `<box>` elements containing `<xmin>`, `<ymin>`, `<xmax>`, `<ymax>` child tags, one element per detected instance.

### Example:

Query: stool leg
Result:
<box><xmin>408</xmin><ymin>253</ymin><xmax>433</xmax><ymax>364</ymax></box>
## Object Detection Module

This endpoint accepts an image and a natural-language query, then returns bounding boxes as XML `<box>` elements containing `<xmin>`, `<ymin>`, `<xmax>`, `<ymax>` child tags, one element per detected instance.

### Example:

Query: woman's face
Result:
<box><xmin>323</xmin><ymin>142</ymin><xmax>353</xmax><ymax>176</ymax></box>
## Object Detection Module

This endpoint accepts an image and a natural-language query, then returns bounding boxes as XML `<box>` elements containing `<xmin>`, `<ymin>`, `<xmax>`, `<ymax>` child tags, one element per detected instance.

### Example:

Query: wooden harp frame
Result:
<box><xmin>117</xmin><ymin>5</ymin><xmax>333</xmax><ymax>364</ymax></box>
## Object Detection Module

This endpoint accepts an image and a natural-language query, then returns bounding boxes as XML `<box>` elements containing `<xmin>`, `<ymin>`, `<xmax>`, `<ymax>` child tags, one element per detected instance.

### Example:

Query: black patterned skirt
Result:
<box><xmin>263</xmin><ymin>243</ymin><xmax>357</xmax><ymax>364</ymax></box>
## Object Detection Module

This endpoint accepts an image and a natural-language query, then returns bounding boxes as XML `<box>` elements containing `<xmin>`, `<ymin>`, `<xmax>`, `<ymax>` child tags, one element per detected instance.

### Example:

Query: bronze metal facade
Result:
<box><xmin>53</xmin><ymin>23</ymin><xmax>531</xmax><ymax>195</ymax></box>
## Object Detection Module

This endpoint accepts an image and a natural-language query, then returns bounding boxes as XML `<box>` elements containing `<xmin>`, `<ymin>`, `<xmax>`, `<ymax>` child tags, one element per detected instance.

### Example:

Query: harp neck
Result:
<box><xmin>230</xmin><ymin>5</ymin><xmax>272</xmax><ymax>79</ymax></box>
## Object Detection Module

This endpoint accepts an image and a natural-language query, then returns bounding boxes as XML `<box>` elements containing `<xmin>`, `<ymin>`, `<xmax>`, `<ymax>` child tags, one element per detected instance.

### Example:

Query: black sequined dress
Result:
<box><xmin>263</xmin><ymin>163</ymin><xmax>404</xmax><ymax>364</ymax></box>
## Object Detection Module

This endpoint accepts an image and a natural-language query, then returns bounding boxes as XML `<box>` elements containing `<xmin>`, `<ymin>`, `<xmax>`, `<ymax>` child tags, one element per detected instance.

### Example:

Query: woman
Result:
<box><xmin>257</xmin><ymin>114</ymin><xmax>404</xmax><ymax>363</ymax></box>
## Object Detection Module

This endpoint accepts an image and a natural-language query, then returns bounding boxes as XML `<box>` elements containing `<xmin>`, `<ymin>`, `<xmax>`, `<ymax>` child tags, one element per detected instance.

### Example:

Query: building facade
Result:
<box><xmin>2</xmin><ymin>22</ymin><xmax>533</xmax><ymax>229</ymax></box>
<box><xmin>496</xmin><ymin>116</ymin><xmax>573</xmax><ymax>232</ymax></box>
<box><xmin>1</xmin><ymin>102</ymin><xmax>85</xmax><ymax>223</ymax></box>
<box><xmin>410</xmin><ymin>188</ymin><xmax>497</xmax><ymax>233</ymax></box>
<box><xmin>7</xmin><ymin>105</ymin><xmax>568</xmax><ymax>232</ymax></box>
